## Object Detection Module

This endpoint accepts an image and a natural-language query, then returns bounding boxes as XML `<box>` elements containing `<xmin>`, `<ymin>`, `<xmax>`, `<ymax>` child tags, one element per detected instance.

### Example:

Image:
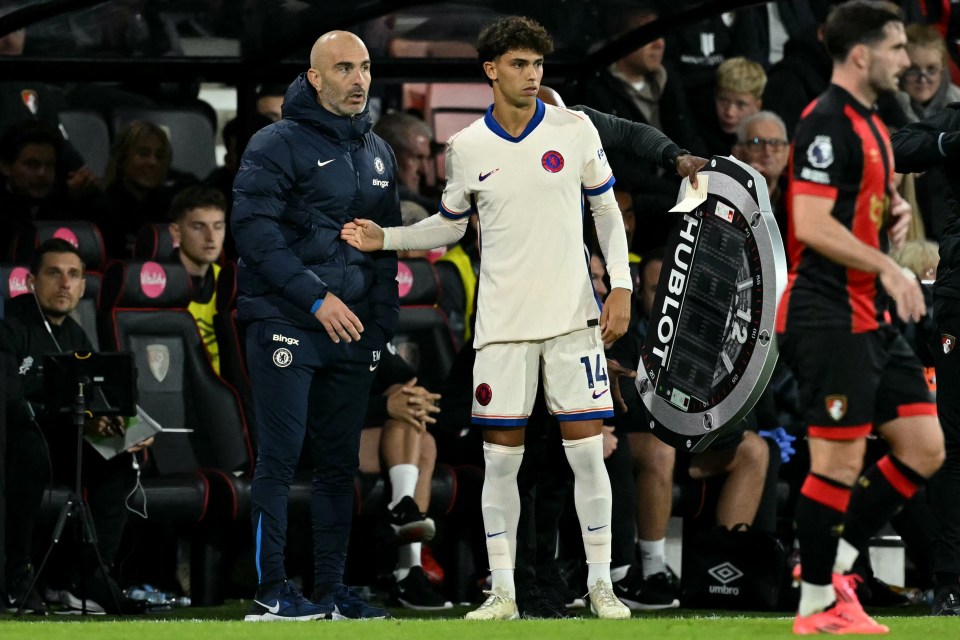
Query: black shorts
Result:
<box><xmin>778</xmin><ymin>327</ymin><xmax>935</xmax><ymax>440</ymax></box>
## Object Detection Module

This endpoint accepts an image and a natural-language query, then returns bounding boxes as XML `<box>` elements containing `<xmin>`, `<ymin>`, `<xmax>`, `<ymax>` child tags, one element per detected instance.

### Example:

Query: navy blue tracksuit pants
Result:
<box><xmin>245</xmin><ymin>319</ymin><xmax>378</xmax><ymax>590</ymax></box>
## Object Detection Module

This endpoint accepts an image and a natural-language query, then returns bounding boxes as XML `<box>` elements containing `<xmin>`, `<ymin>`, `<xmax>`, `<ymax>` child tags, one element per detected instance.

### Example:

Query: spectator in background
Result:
<box><xmin>256</xmin><ymin>83</ymin><xmax>288</xmax><ymax>122</ymax></box>
<box><xmin>582</xmin><ymin>4</ymin><xmax>705</xmax><ymax>245</ymax></box>
<box><xmin>0</xmin><ymin>1</ymin><xmax>98</xmax><ymax>198</ymax></box>
<box><xmin>0</xmin><ymin>122</ymin><xmax>68</xmax><ymax>256</ymax></box>
<box><xmin>168</xmin><ymin>186</ymin><xmax>226</xmax><ymax>374</ymax></box>
<box><xmin>373</xmin><ymin>111</ymin><xmax>438</xmax><ymax>212</ymax></box>
<box><xmin>895</xmin><ymin>24</ymin><xmax>960</xmax><ymax>240</ymax></box>
<box><xmin>204</xmin><ymin>113</ymin><xmax>272</xmax><ymax>259</ymax></box>
<box><xmin>703</xmin><ymin>57</ymin><xmax>766</xmax><ymax>157</ymax></box>
<box><xmin>94</xmin><ymin>120</ymin><xmax>194</xmax><ymax>258</ymax></box>
<box><xmin>732</xmin><ymin>111</ymin><xmax>791</xmax><ymax>239</ymax></box>
<box><xmin>664</xmin><ymin>8</ymin><xmax>764</xmax><ymax>126</ymax></box>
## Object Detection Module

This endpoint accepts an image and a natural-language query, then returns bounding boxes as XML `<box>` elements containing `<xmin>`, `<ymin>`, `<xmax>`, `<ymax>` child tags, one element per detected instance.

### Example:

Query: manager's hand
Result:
<box><xmin>315</xmin><ymin>292</ymin><xmax>364</xmax><ymax>343</ymax></box>
<box><xmin>341</xmin><ymin>218</ymin><xmax>385</xmax><ymax>252</ymax></box>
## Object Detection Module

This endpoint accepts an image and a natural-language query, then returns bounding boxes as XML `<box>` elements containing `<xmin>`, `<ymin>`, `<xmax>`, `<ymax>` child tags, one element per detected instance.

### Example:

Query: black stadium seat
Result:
<box><xmin>395</xmin><ymin>259</ymin><xmax>459</xmax><ymax>390</ymax></box>
<box><xmin>59</xmin><ymin>109</ymin><xmax>111</xmax><ymax>179</ymax></box>
<box><xmin>11</xmin><ymin>220</ymin><xmax>108</xmax><ymax>273</ymax></box>
<box><xmin>134</xmin><ymin>223</ymin><xmax>178</xmax><ymax>262</ymax></box>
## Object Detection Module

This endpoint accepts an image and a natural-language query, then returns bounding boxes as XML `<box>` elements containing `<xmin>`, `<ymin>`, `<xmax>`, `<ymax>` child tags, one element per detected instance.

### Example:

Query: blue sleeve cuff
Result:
<box><xmin>310</xmin><ymin>298</ymin><xmax>323</xmax><ymax>314</ymax></box>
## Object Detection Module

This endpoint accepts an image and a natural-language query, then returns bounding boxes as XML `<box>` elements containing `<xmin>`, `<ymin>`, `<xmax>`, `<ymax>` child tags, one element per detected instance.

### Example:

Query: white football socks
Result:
<box><xmin>563</xmin><ymin>434</ymin><xmax>613</xmax><ymax>588</ymax></box>
<box><xmin>482</xmin><ymin>442</ymin><xmax>524</xmax><ymax>599</ymax></box>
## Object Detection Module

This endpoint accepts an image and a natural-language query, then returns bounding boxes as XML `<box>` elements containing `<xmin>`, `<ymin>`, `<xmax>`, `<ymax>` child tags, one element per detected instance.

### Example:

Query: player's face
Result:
<box><xmin>28</xmin><ymin>251</ymin><xmax>85</xmax><ymax>321</ymax></box>
<box><xmin>487</xmin><ymin>49</ymin><xmax>544</xmax><ymax>109</ymax></box>
<box><xmin>171</xmin><ymin>206</ymin><xmax>226</xmax><ymax>270</ymax></box>
<box><xmin>901</xmin><ymin>44</ymin><xmax>944</xmax><ymax>105</ymax></box>
<box><xmin>867</xmin><ymin>21</ymin><xmax>910</xmax><ymax>95</ymax></box>
<box><xmin>715</xmin><ymin>90</ymin><xmax>760</xmax><ymax>134</ymax></box>
<box><xmin>2</xmin><ymin>142</ymin><xmax>56</xmax><ymax>200</ymax></box>
<box><xmin>312</xmin><ymin>38</ymin><xmax>371</xmax><ymax>117</ymax></box>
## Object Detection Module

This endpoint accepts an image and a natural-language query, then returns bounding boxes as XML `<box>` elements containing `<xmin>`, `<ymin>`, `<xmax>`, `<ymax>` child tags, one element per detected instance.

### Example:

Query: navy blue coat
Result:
<box><xmin>232</xmin><ymin>73</ymin><xmax>401</xmax><ymax>349</ymax></box>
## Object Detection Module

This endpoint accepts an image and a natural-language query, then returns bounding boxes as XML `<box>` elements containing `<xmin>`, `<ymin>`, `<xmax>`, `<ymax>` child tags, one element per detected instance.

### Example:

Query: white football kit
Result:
<box><xmin>383</xmin><ymin>99</ymin><xmax>631</xmax><ymax>426</ymax></box>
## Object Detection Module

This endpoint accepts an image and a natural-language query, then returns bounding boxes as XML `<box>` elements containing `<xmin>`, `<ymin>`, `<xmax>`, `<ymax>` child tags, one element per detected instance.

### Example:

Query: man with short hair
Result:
<box><xmin>373</xmin><ymin>112</ymin><xmax>437</xmax><ymax>212</ymax></box>
<box><xmin>343</xmin><ymin>15</ymin><xmax>633</xmax><ymax>620</ymax></box>
<box><xmin>732</xmin><ymin>110</ymin><xmax>791</xmax><ymax>236</ymax></box>
<box><xmin>1</xmin><ymin>239</ymin><xmax>144</xmax><ymax>614</ymax></box>
<box><xmin>778</xmin><ymin>1</ymin><xmax>944</xmax><ymax>633</ymax></box>
<box><xmin>169</xmin><ymin>186</ymin><xmax>227</xmax><ymax>374</ymax></box>
<box><xmin>233</xmin><ymin>29</ymin><xmax>401</xmax><ymax>621</ymax></box>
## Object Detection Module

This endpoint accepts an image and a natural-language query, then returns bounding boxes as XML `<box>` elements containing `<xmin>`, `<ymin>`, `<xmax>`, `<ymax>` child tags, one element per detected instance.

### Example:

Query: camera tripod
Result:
<box><xmin>16</xmin><ymin>380</ymin><xmax>124</xmax><ymax>616</ymax></box>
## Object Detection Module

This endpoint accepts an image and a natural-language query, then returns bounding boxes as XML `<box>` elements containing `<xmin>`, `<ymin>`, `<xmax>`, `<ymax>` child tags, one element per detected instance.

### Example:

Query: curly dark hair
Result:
<box><xmin>477</xmin><ymin>16</ymin><xmax>554</xmax><ymax>84</ymax></box>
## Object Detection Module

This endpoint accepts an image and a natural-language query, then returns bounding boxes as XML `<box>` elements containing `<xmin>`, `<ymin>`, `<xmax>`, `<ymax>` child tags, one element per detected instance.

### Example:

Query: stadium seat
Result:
<box><xmin>395</xmin><ymin>259</ymin><xmax>458</xmax><ymax>390</ymax></box>
<box><xmin>101</xmin><ymin>259</ymin><xmax>254</xmax><ymax>604</ymax></box>
<box><xmin>11</xmin><ymin>220</ymin><xmax>107</xmax><ymax>273</ymax></box>
<box><xmin>111</xmin><ymin>108</ymin><xmax>217</xmax><ymax>181</ymax></box>
<box><xmin>59</xmin><ymin>109</ymin><xmax>111</xmax><ymax>179</ymax></box>
<box><xmin>424</xmin><ymin>83</ymin><xmax>489</xmax><ymax>181</ymax></box>
<box><xmin>134</xmin><ymin>223</ymin><xmax>178</xmax><ymax>262</ymax></box>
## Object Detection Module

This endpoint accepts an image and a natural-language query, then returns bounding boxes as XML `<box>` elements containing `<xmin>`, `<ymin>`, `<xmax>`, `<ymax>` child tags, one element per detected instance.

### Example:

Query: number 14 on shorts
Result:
<box><xmin>580</xmin><ymin>354</ymin><xmax>607</xmax><ymax>389</ymax></box>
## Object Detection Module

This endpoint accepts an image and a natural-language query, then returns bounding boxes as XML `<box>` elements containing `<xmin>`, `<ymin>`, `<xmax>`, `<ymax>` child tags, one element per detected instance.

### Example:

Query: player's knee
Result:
<box><xmin>420</xmin><ymin>432</ymin><xmax>437</xmax><ymax>465</ymax></box>
<box><xmin>736</xmin><ymin>431</ymin><xmax>769</xmax><ymax>472</ymax></box>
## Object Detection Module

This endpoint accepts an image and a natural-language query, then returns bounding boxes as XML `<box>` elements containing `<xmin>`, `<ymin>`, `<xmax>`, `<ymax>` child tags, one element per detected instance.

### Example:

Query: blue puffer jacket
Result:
<box><xmin>232</xmin><ymin>73</ymin><xmax>400</xmax><ymax>348</ymax></box>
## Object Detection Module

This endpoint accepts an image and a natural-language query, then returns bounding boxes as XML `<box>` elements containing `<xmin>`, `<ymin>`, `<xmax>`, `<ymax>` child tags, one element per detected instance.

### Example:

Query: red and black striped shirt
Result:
<box><xmin>776</xmin><ymin>84</ymin><xmax>893</xmax><ymax>334</ymax></box>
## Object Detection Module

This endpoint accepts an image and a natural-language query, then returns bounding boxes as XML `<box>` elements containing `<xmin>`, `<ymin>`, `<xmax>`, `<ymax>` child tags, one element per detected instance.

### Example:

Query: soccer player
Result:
<box><xmin>777</xmin><ymin>1</ymin><xmax>944</xmax><ymax>634</ymax></box>
<box><xmin>342</xmin><ymin>15</ymin><xmax>631</xmax><ymax>620</ymax></box>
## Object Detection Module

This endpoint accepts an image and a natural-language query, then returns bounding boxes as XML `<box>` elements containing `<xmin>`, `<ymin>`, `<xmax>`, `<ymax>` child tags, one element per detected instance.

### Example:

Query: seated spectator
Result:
<box><xmin>358</xmin><ymin>345</ymin><xmax>450</xmax><ymax>610</ymax></box>
<box><xmin>704</xmin><ymin>57</ymin><xmax>766</xmax><ymax>157</ymax></box>
<box><xmin>0</xmin><ymin>3</ymin><xmax>97</xmax><ymax>195</ymax></box>
<box><xmin>581</xmin><ymin>4</ymin><xmax>705</xmax><ymax>234</ymax></box>
<box><xmin>1</xmin><ymin>238</ymin><xmax>151</xmax><ymax>614</ymax></box>
<box><xmin>732</xmin><ymin>111</ymin><xmax>791</xmax><ymax>240</ymax></box>
<box><xmin>168</xmin><ymin>186</ymin><xmax>226</xmax><ymax>374</ymax></box>
<box><xmin>0</xmin><ymin>122</ymin><xmax>70</xmax><ymax>256</ymax></box>
<box><xmin>372</xmin><ymin>111</ymin><xmax>439</xmax><ymax>213</ymax></box>
<box><xmin>93</xmin><ymin>120</ymin><xmax>194</xmax><ymax>259</ymax></box>
<box><xmin>606</xmin><ymin>249</ymin><xmax>771</xmax><ymax>610</ymax></box>
<box><xmin>256</xmin><ymin>84</ymin><xmax>288</xmax><ymax>122</ymax></box>
<box><xmin>896</xmin><ymin>24</ymin><xmax>960</xmax><ymax>240</ymax></box>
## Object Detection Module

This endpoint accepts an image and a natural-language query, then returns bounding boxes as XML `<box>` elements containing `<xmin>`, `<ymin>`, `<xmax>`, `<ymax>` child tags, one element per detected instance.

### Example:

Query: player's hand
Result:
<box><xmin>386</xmin><ymin>377</ymin><xmax>441</xmax><ymax>430</ymax></box>
<box><xmin>601</xmin><ymin>425</ymin><xmax>618</xmax><ymax>459</ymax></box>
<box><xmin>887</xmin><ymin>193</ymin><xmax>912</xmax><ymax>251</ymax></box>
<box><xmin>341</xmin><ymin>218</ymin><xmax>385</xmax><ymax>252</ymax></box>
<box><xmin>676</xmin><ymin>155</ymin><xmax>709</xmax><ymax>189</ymax></box>
<box><xmin>315</xmin><ymin>292</ymin><xmax>364</xmax><ymax>343</ymax></box>
<box><xmin>600</xmin><ymin>288</ymin><xmax>631</xmax><ymax>347</ymax></box>
<box><xmin>605</xmin><ymin>358</ymin><xmax>636</xmax><ymax>413</ymax></box>
<box><xmin>880</xmin><ymin>261</ymin><xmax>926</xmax><ymax>323</ymax></box>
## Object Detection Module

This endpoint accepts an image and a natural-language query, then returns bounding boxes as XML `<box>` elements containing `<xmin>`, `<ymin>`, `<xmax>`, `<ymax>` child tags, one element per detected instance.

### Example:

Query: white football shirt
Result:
<box><xmin>438</xmin><ymin>100</ymin><xmax>625</xmax><ymax>348</ymax></box>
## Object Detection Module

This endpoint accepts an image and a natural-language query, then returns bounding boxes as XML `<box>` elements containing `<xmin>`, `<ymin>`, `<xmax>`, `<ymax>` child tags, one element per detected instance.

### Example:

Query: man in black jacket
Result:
<box><xmin>232</xmin><ymin>30</ymin><xmax>401</xmax><ymax>621</ymax></box>
<box><xmin>892</xmin><ymin>103</ymin><xmax>960</xmax><ymax>616</ymax></box>
<box><xmin>1</xmin><ymin>239</ymin><xmax>139</xmax><ymax>614</ymax></box>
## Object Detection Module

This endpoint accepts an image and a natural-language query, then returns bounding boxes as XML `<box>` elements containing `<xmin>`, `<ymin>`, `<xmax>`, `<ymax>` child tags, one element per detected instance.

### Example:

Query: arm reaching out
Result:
<box><xmin>341</xmin><ymin>218</ymin><xmax>385</xmax><ymax>252</ymax></box>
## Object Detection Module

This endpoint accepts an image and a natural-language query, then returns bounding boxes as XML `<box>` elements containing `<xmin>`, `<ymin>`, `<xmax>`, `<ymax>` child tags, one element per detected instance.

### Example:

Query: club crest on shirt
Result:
<box><xmin>541</xmin><ymin>150</ymin><xmax>564</xmax><ymax>173</ymax></box>
<box><xmin>943</xmin><ymin>334</ymin><xmax>956</xmax><ymax>355</ymax></box>
<box><xmin>475</xmin><ymin>382</ymin><xmax>492</xmax><ymax>406</ymax></box>
<box><xmin>825</xmin><ymin>394</ymin><xmax>847</xmax><ymax>421</ymax></box>
<box><xmin>807</xmin><ymin>135</ymin><xmax>834</xmax><ymax>169</ymax></box>
<box><xmin>374</xmin><ymin>157</ymin><xmax>385</xmax><ymax>174</ymax></box>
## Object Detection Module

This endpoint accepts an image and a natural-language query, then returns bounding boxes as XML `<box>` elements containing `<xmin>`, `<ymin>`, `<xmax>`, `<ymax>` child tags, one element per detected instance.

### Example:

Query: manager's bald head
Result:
<box><xmin>307</xmin><ymin>31</ymin><xmax>371</xmax><ymax>117</ymax></box>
